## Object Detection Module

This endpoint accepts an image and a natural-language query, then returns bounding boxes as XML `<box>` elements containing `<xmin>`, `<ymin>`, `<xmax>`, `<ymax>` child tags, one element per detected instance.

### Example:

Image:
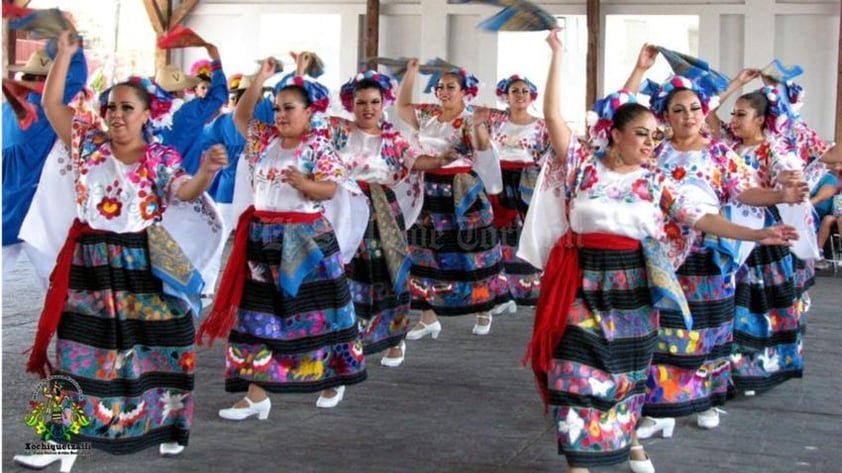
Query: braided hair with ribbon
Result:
<box><xmin>753</xmin><ymin>85</ymin><xmax>793</xmax><ymax>136</ymax></box>
<box><xmin>587</xmin><ymin>89</ymin><xmax>639</xmax><ymax>158</ymax></box>
<box><xmin>495</xmin><ymin>74</ymin><xmax>538</xmax><ymax>103</ymax></box>
<box><xmin>339</xmin><ymin>70</ymin><xmax>397</xmax><ymax>113</ymax></box>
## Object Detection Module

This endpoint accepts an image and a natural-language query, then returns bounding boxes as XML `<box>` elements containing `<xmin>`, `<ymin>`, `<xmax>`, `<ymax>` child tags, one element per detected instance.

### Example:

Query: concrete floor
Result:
<box><xmin>2</xmin><ymin>252</ymin><xmax>841</xmax><ymax>473</ymax></box>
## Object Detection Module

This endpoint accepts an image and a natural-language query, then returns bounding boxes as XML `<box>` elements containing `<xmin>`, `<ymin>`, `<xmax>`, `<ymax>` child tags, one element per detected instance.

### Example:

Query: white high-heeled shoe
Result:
<box><xmin>159</xmin><ymin>442</ymin><xmax>185</xmax><ymax>457</ymax></box>
<box><xmin>316</xmin><ymin>386</ymin><xmax>345</xmax><ymax>408</ymax></box>
<box><xmin>636</xmin><ymin>416</ymin><xmax>675</xmax><ymax>439</ymax></box>
<box><xmin>472</xmin><ymin>313</ymin><xmax>492</xmax><ymax>335</ymax></box>
<box><xmin>13</xmin><ymin>446</ymin><xmax>77</xmax><ymax>472</ymax></box>
<box><xmin>696</xmin><ymin>407</ymin><xmax>726</xmax><ymax>429</ymax></box>
<box><xmin>628</xmin><ymin>445</ymin><xmax>655</xmax><ymax>473</ymax></box>
<box><xmin>405</xmin><ymin>320</ymin><xmax>441</xmax><ymax>340</ymax></box>
<box><xmin>380</xmin><ymin>340</ymin><xmax>406</xmax><ymax>367</ymax></box>
<box><xmin>218</xmin><ymin>396</ymin><xmax>271</xmax><ymax>420</ymax></box>
<box><xmin>491</xmin><ymin>300</ymin><xmax>517</xmax><ymax>315</ymax></box>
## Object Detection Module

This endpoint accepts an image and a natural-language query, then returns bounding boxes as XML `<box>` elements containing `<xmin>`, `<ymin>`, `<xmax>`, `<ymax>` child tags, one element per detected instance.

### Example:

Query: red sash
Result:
<box><xmin>525</xmin><ymin>232</ymin><xmax>640</xmax><ymax>409</ymax></box>
<box><xmin>196</xmin><ymin>206</ymin><xmax>319</xmax><ymax>346</ymax></box>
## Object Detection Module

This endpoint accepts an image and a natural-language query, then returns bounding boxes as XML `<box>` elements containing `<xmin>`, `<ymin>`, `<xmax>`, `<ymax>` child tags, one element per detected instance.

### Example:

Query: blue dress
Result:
<box><xmin>2</xmin><ymin>49</ymin><xmax>87</xmax><ymax>246</ymax></box>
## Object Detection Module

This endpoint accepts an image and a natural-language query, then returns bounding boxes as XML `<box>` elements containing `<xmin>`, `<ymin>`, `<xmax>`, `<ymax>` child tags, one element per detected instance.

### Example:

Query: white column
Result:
<box><xmin>742</xmin><ymin>0</ymin><xmax>775</xmax><ymax>67</ymax></box>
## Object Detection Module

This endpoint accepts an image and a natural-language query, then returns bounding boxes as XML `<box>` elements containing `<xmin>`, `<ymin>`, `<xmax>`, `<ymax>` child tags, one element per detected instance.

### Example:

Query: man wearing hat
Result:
<box><xmin>2</xmin><ymin>48</ymin><xmax>87</xmax><ymax>282</ymax></box>
<box><xmin>154</xmin><ymin>40</ymin><xmax>228</xmax><ymax>176</ymax></box>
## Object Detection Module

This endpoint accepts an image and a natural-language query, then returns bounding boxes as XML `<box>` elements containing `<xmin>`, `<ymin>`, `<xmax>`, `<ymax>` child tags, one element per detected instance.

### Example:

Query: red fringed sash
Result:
<box><xmin>524</xmin><ymin>232</ymin><xmax>640</xmax><ymax>410</ymax></box>
<box><xmin>26</xmin><ymin>220</ymin><xmax>108</xmax><ymax>378</ymax></box>
<box><xmin>195</xmin><ymin>207</ymin><xmax>320</xmax><ymax>346</ymax></box>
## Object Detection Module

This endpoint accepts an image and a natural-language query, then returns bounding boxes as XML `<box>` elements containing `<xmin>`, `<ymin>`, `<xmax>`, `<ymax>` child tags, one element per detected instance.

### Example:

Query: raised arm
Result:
<box><xmin>706</xmin><ymin>68</ymin><xmax>761</xmax><ymax>138</ymax></box>
<box><xmin>622</xmin><ymin>43</ymin><xmax>658</xmax><ymax>93</ymax></box>
<box><xmin>543</xmin><ymin>28</ymin><xmax>572</xmax><ymax>158</ymax></box>
<box><xmin>234</xmin><ymin>58</ymin><xmax>275</xmax><ymax>138</ymax></box>
<box><xmin>41</xmin><ymin>31</ymin><xmax>78</xmax><ymax>147</ymax></box>
<box><xmin>395</xmin><ymin>58</ymin><xmax>420</xmax><ymax>130</ymax></box>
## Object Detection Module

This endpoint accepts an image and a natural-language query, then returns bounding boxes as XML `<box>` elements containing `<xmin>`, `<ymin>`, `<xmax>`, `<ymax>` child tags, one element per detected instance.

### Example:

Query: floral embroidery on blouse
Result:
<box><xmin>69</xmin><ymin>115</ymin><xmax>185</xmax><ymax>230</ymax></box>
<box><xmin>244</xmin><ymin>118</ymin><xmax>352</xmax><ymax>188</ymax></box>
<box><xmin>486</xmin><ymin>109</ymin><xmax>551</xmax><ymax>164</ymax></box>
<box><xmin>784</xmin><ymin>120</ymin><xmax>830</xmax><ymax>166</ymax></box>
<box><xmin>326</xmin><ymin>116</ymin><xmax>415</xmax><ymax>185</ymax></box>
<box><xmin>655</xmin><ymin>139</ymin><xmax>755</xmax><ymax>207</ymax></box>
<box><xmin>414</xmin><ymin>104</ymin><xmax>475</xmax><ymax>160</ymax></box>
<box><xmin>545</xmin><ymin>139</ymin><xmax>704</xmax><ymax>239</ymax></box>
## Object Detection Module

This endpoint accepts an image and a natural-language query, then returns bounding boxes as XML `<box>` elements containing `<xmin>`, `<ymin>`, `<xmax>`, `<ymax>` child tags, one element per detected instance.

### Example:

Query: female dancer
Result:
<box><xmin>16</xmin><ymin>31</ymin><xmax>227</xmax><ymax>470</ymax></box>
<box><xmin>474</xmin><ymin>74</ymin><xmax>551</xmax><ymax>308</ymax></box>
<box><xmin>707</xmin><ymin>72</ymin><xmax>811</xmax><ymax>394</ymax></box>
<box><xmin>396</xmin><ymin>59</ymin><xmax>508</xmax><ymax>338</ymax></box>
<box><xmin>198</xmin><ymin>58</ymin><xmax>367</xmax><ymax>417</ymax></box>
<box><xmin>522</xmin><ymin>30</ymin><xmax>796</xmax><ymax>473</ymax></box>
<box><xmin>328</xmin><ymin>71</ymin><xmax>450</xmax><ymax>366</ymax></box>
<box><xmin>624</xmin><ymin>46</ymin><xmax>806</xmax><ymax>438</ymax></box>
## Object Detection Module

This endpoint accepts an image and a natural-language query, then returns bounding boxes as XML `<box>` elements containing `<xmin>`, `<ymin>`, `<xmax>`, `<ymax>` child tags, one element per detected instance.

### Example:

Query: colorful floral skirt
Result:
<box><xmin>408</xmin><ymin>171</ymin><xmax>507</xmax><ymax>316</ymax></box>
<box><xmin>730</xmin><ymin>244</ymin><xmax>802</xmax><ymax>394</ymax></box>
<box><xmin>225</xmin><ymin>216</ymin><xmax>367</xmax><ymax>393</ymax></box>
<box><xmin>347</xmin><ymin>185</ymin><xmax>410</xmax><ymax>355</ymax></box>
<box><xmin>642</xmin><ymin>248</ymin><xmax>734</xmax><ymax>417</ymax></box>
<box><xmin>550</xmin><ymin>247</ymin><xmax>657</xmax><ymax>468</ymax></box>
<box><xmin>55</xmin><ymin>231</ymin><xmax>195</xmax><ymax>454</ymax></box>
<box><xmin>495</xmin><ymin>167</ymin><xmax>541</xmax><ymax>306</ymax></box>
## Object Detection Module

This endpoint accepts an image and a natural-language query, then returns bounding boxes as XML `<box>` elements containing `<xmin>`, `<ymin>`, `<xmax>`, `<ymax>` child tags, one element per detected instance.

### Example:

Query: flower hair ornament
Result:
<box><xmin>643</xmin><ymin>75</ymin><xmax>718</xmax><ymax>121</ymax></box>
<box><xmin>190</xmin><ymin>59</ymin><xmax>212</xmax><ymax>79</ymax></box>
<box><xmin>273</xmin><ymin>73</ymin><xmax>330</xmax><ymax>113</ymax></box>
<box><xmin>495</xmin><ymin>74</ymin><xmax>538</xmax><ymax>102</ymax></box>
<box><xmin>339</xmin><ymin>70</ymin><xmax>397</xmax><ymax>113</ymax></box>
<box><xmin>756</xmin><ymin>85</ymin><xmax>792</xmax><ymax>135</ymax></box>
<box><xmin>227</xmin><ymin>73</ymin><xmax>244</xmax><ymax>92</ymax></box>
<box><xmin>449</xmin><ymin>68</ymin><xmax>480</xmax><ymax>102</ymax></box>
<box><xmin>587</xmin><ymin>89</ymin><xmax>637</xmax><ymax>158</ymax></box>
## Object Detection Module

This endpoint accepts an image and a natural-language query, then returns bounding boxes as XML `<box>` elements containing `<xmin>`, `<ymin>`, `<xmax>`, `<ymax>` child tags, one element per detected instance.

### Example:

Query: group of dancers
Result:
<box><xmin>4</xmin><ymin>23</ymin><xmax>840</xmax><ymax>473</ymax></box>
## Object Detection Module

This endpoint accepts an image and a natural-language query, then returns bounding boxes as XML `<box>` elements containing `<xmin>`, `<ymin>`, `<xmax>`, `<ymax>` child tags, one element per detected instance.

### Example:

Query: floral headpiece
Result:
<box><xmin>495</xmin><ymin>74</ymin><xmax>538</xmax><ymax>101</ymax></box>
<box><xmin>190</xmin><ymin>59</ymin><xmax>212</xmax><ymax>79</ymax></box>
<box><xmin>339</xmin><ymin>70</ymin><xmax>397</xmax><ymax>113</ymax></box>
<box><xmin>440</xmin><ymin>68</ymin><xmax>479</xmax><ymax>102</ymax></box>
<box><xmin>756</xmin><ymin>85</ymin><xmax>792</xmax><ymax>135</ymax></box>
<box><xmin>644</xmin><ymin>75</ymin><xmax>717</xmax><ymax>120</ymax></box>
<box><xmin>273</xmin><ymin>73</ymin><xmax>330</xmax><ymax>113</ymax></box>
<box><xmin>587</xmin><ymin>89</ymin><xmax>638</xmax><ymax>158</ymax></box>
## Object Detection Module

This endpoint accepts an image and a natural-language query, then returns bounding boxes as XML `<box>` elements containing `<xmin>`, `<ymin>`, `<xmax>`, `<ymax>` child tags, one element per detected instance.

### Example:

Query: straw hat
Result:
<box><xmin>10</xmin><ymin>49</ymin><xmax>52</xmax><ymax>75</ymax></box>
<box><xmin>155</xmin><ymin>65</ymin><xmax>200</xmax><ymax>92</ymax></box>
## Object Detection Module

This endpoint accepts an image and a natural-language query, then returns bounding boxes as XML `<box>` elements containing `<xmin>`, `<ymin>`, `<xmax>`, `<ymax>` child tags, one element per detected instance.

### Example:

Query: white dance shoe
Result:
<box><xmin>696</xmin><ymin>407</ymin><xmax>726</xmax><ymax>429</ymax></box>
<box><xmin>380</xmin><ymin>341</ymin><xmax>406</xmax><ymax>367</ymax></box>
<box><xmin>491</xmin><ymin>300</ymin><xmax>517</xmax><ymax>315</ymax></box>
<box><xmin>218</xmin><ymin>397</ymin><xmax>271</xmax><ymax>420</ymax></box>
<box><xmin>636</xmin><ymin>416</ymin><xmax>675</xmax><ymax>439</ymax></box>
<box><xmin>159</xmin><ymin>442</ymin><xmax>185</xmax><ymax>457</ymax></box>
<box><xmin>629</xmin><ymin>445</ymin><xmax>656</xmax><ymax>473</ymax></box>
<box><xmin>406</xmin><ymin>320</ymin><xmax>442</xmax><ymax>340</ymax></box>
<box><xmin>472</xmin><ymin>314</ymin><xmax>493</xmax><ymax>335</ymax></box>
<box><xmin>13</xmin><ymin>442</ymin><xmax>77</xmax><ymax>472</ymax></box>
<box><xmin>316</xmin><ymin>386</ymin><xmax>345</xmax><ymax>408</ymax></box>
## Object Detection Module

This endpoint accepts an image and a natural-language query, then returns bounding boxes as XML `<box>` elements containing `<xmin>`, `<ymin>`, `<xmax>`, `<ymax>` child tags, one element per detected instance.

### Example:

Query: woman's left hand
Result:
<box><xmin>757</xmin><ymin>224</ymin><xmax>799</xmax><ymax>246</ymax></box>
<box><xmin>200</xmin><ymin>145</ymin><xmax>229</xmax><ymax>174</ymax></box>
